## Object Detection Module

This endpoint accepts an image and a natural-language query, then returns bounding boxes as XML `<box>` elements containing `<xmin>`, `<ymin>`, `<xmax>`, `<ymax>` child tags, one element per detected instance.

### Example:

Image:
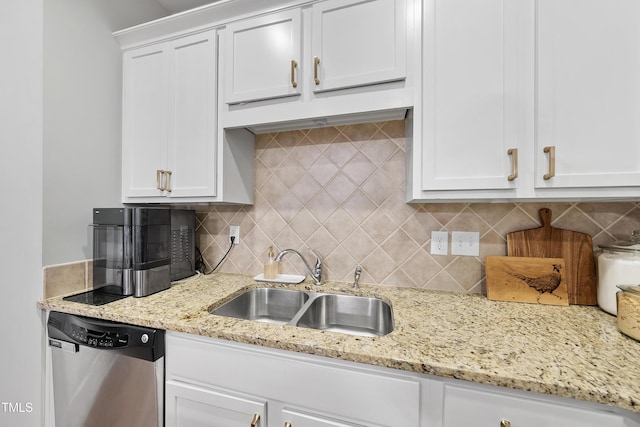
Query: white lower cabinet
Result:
<box><xmin>281</xmin><ymin>408</ymin><xmax>369</xmax><ymax>427</ymax></box>
<box><xmin>165</xmin><ymin>332</ymin><xmax>420</xmax><ymax>427</ymax></box>
<box><xmin>440</xmin><ymin>382</ymin><xmax>629</xmax><ymax>427</ymax></box>
<box><xmin>166</xmin><ymin>380</ymin><xmax>266</xmax><ymax>427</ymax></box>
<box><xmin>165</xmin><ymin>332</ymin><xmax>640</xmax><ymax>427</ymax></box>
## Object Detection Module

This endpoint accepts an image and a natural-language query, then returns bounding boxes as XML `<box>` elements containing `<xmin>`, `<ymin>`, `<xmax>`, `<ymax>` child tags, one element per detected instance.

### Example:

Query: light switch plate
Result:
<box><xmin>431</xmin><ymin>231</ymin><xmax>448</xmax><ymax>255</ymax></box>
<box><xmin>451</xmin><ymin>231</ymin><xmax>480</xmax><ymax>256</ymax></box>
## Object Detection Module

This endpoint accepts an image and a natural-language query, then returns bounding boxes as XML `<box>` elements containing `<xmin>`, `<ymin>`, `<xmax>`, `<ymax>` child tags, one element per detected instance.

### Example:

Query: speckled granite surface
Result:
<box><xmin>38</xmin><ymin>273</ymin><xmax>640</xmax><ymax>415</ymax></box>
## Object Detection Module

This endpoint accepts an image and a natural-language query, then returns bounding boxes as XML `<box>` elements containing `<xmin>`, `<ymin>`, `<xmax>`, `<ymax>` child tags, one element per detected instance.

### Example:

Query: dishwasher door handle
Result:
<box><xmin>49</xmin><ymin>339</ymin><xmax>79</xmax><ymax>353</ymax></box>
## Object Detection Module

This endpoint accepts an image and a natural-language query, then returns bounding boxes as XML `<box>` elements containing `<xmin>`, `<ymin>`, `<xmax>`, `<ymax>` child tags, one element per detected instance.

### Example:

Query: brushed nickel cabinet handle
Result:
<box><xmin>284</xmin><ymin>423</ymin><xmax>292</xmax><ymax>427</ymax></box>
<box><xmin>313</xmin><ymin>56</ymin><xmax>320</xmax><ymax>85</ymax></box>
<box><xmin>250</xmin><ymin>413</ymin><xmax>260</xmax><ymax>427</ymax></box>
<box><xmin>507</xmin><ymin>148</ymin><xmax>518</xmax><ymax>181</ymax></box>
<box><xmin>164</xmin><ymin>170</ymin><xmax>172</xmax><ymax>192</ymax></box>
<box><xmin>156</xmin><ymin>169</ymin><xmax>163</xmax><ymax>190</ymax></box>
<box><xmin>500</xmin><ymin>420</ymin><xmax>511</xmax><ymax>427</ymax></box>
<box><xmin>291</xmin><ymin>60</ymin><xmax>298</xmax><ymax>88</ymax></box>
<box><xmin>543</xmin><ymin>145</ymin><xmax>555</xmax><ymax>180</ymax></box>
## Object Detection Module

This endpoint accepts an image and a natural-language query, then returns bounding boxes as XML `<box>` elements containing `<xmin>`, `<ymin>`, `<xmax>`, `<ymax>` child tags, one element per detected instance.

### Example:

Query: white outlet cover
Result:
<box><xmin>229</xmin><ymin>225</ymin><xmax>240</xmax><ymax>244</ymax></box>
<box><xmin>451</xmin><ymin>231</ymin><xmax>479</xmax><ymax>256</ymax></box>
<box><xmin>431</xmin><ymin>231</ymin><xmax>448</xmax><ymax>255</ymax></box>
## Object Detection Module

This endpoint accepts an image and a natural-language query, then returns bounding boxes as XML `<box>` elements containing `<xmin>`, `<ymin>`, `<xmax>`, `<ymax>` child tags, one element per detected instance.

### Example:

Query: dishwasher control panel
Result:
<box><xmin>69</xmin><ymin>324</ymin><xmax>129</xmax><ymax>348</ymax></box>
<box><xmin>48</xmin><ymin>311</ymin><xmax>165</xmax><ymax>361</ymax></box>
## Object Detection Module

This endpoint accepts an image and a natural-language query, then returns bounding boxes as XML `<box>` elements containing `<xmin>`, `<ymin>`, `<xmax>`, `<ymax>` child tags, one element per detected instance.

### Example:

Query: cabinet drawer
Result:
<box><xmin>282</xmin><ymin>407</ymin><xmax>380</xmax><ymax>427</ymax></box>
<box><xmin>167</xmin><ymin>332</ymin><xmax>420</xmax><ymax>426</ymax></box>
<box><xmin>442</xmin><ymin>383</ymin><xmax>625</xmax><ymax>427</ymax></box>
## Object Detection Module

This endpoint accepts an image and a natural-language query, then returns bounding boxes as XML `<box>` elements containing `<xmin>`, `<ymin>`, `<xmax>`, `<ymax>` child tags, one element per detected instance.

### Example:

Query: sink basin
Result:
<box><xmin>211</xmin><ymin>287</ymin><xmax>394</xmax><ymax>337</ymax></box>
<box><xmin>295</xmin><ymin>294</ymin><xmax>394</xmax><ymax>337</ymax></box>
<box><xmin>210</xmin><ymin>288</ymin><xmax>309</xmax><ymax>325</ymax></box>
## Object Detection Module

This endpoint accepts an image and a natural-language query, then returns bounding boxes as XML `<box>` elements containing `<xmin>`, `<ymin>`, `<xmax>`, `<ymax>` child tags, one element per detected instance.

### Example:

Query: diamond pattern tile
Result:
<box><xmin>193</xmin><ymin>120</ymin><xmax>640</xmax><ymax>292</ymax></box>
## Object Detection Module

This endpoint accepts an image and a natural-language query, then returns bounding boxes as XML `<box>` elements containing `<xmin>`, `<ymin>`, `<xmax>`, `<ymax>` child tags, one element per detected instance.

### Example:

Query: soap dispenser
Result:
<box><xmin>264</xmin><ymin>246</ymin><xmax>279</xmax><ymax>280</ymax></box>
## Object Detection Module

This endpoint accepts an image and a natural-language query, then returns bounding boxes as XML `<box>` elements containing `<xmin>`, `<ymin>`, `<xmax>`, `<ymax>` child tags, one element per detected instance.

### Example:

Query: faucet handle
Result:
<box><xmin>307</xmin><ymin>247</ymin><xmax>322</xmax><ymax>284</ymax></box>
<box><xmin>307</xmin><ymin>247</ymin><xmax>321</xmax><ymax>267</ymax></box>
<box><xmin>353</xmin><ymin>266</ymin><xmax>362</xmax><ymax>289</ymax></box>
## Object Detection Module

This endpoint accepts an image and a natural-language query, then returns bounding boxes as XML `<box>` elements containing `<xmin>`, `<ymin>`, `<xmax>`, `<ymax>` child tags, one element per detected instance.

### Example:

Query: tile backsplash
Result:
<box><xmin>43</xmin><ymin>260</ymin><xmax>92</xmax><ymax>298</ymax></box>
<box><xmin>194</xmin><ymin>120</ymin><xmax>640</xmax><ymax>293</ymax></box>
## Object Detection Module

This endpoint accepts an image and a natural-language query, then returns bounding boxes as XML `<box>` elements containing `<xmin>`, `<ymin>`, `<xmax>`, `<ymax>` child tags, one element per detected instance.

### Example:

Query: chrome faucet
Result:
<box><xmin>274</xmin><ymin>248</ymin><xmax>322</xmax><ymax>286</ymax></box>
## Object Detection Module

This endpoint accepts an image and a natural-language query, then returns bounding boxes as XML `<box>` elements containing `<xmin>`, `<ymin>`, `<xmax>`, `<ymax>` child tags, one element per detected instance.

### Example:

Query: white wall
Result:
<box><xmin>43</xmin><ymin>0</ymin><xmax>169</xmax><ymax>266</ymax></box>
<box><xmin>0</xmin><ymin>1</ymin><xmax>168</xmax><ymax>426</ymax></box>
<box><xmin>0</xmin><ymin>2</ymin><xmax>44</xmax><ymax>425</ymax></box>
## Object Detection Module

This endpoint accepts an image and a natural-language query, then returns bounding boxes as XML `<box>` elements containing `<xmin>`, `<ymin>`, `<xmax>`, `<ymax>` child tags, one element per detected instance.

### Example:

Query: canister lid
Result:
<box><xmin>617</xmin><ymin>284</ymin><xmax>640</xmax><ymax>296</ymax></box>
<box><xmin>599</xmin><ymin>230</ymin><xmax>640</xmax><ymax>253</ymax></box>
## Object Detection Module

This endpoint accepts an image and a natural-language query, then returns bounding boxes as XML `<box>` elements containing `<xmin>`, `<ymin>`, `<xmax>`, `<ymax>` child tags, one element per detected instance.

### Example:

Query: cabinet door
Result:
<box><xmin>442</xmin><ymin>384</ymin><xmax>626</xmax><ymax>427</ymax></box>
<box><xmin>167</xmin><ymin>30</ymin><xmax>217</xmax><ymax>198</ymax></box>
<box><xmin>535</xmin><ymin>0</ymin><xmax>640</xmax><ymax>189</ymax></box>
<box><xmin>421</xmin><ymin>0</ymin><xmax>523</xmax><ymax>191</ymax></box>
<box><xmin>311</xmin><ymin>0</ymin><xmax>406</xmax><ymax>93</ymax></box>
<box><xmin>122</xmin><ymin>44</ymin><xmax>168</xmax><ymax>198</ymax></box>
<box><xmin>165</xmin><ymin>380</ymin><xmax>266</xmax><ymax>427</ymax></box>
<box><xmin>224</xmin><ymin>9</ymin><xmax>302</xmax><ymax>104</ymax></box>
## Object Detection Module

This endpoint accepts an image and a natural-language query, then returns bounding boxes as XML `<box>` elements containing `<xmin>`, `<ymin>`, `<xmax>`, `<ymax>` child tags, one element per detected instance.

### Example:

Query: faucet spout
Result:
<box><xmin>274</xmin><ymin>248</ymin><xmax>322</xmax><ymax>286</ymax></box>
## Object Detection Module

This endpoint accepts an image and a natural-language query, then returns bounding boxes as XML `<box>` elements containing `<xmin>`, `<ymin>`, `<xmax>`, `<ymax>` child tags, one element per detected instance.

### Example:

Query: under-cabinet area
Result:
<box><xmin>166</xmin><ymin>332</ymin><xmax>638</xmax><ymax>427</ymax></box>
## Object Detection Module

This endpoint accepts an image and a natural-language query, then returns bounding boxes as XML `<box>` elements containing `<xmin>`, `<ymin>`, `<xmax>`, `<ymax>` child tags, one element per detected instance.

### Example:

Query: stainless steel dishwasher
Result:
<box><xmin>47</xmin><ymin>311</ymin><xmax>165</xmax><ymax>427</ymax></box>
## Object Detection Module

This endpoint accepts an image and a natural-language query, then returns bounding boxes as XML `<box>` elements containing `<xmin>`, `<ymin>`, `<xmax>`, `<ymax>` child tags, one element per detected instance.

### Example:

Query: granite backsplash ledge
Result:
<box><xmin>191</xmin><ymin>120</ymin><xmax>640</xmax><ymax>293</ymax></box>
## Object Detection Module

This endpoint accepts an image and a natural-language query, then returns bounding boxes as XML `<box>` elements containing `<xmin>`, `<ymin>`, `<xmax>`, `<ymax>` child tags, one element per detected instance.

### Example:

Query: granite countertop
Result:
<box><xmin>38</xmin><ymin>273</ymin><xmax>640</xmax><ymax>415</ymax></box>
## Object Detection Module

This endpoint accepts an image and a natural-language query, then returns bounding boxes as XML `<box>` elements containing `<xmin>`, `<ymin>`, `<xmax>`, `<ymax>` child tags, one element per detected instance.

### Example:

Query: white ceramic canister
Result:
<box><xmin>597</xmin><ymin>231</ymin><xmax>640</xmax><ymax>315</ymax></box>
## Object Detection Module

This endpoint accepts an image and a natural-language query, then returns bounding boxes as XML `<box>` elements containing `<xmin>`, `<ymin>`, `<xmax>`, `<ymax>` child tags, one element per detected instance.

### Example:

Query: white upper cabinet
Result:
<box><xmin>220</xmin><ymin>0</ymin><xmax>413</xmax><ymax>131</ymax></box>
<box><xmin>224</xmin><ymin>0</ymin><xmax>406</xmax><ymax>105</ymax></box>
<box><xmin>122</xmin><ymin>31</ymin><xmax>216</xmax><ymax>203</ymax></box>
<box><xmin>409</xmin><ymin>0</ymin><xmax>640</xmax><ymax>201</ymax></box>
<box><xmin>224</xmin><ymin>9</ymin><xmax>302</xmax><ymax>104</ymax></box>
<box><xmin>123</xmin><ymin>30</ymin><xmax>217</xmax><ymax>201</ymax></box>
<box><xmin>311</xmin><ymin>0</ymin><xmax>406</xmax><ymax>93</ymax></box>
<box><xmin>122</xmin><ymin>43</ymin><xmax>169</xmax><ymax>199</ymax></box>
<box><xmin>120</xmin><ymin>28</ymin><xmax>254</xmax><ymax>204</ymax></box>
<box><xmin>166</xmin><ymin>32</ymin><xmax>217</xmax><ymax>198</ymax></box>
<box><xmin>534</xmin><ymin>0</ymin><xmax>640</xmax><ymax>190</ymax></box>
<box><xmin>420</xmin><ymin>0</ymin><xmax>524</xmax><ymax>192</ymax></box>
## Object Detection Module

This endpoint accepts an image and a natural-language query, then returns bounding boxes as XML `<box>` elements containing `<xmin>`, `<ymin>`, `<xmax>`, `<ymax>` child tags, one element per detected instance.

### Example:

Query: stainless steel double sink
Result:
<box><xmin>210</xmin><ymin>288</ymin><xmax>394</xmax><ymax>337</ymax></box>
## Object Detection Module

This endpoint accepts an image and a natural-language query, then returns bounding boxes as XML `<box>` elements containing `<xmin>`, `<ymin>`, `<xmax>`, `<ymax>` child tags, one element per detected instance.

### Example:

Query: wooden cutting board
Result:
<box><xmin>506</xmin><ymin>208</ymin><xmax>597</xmax><ymax>305</ymax></box>
<box><xmin>486</xmin><ymin>256</ymin><xmax>569</xmax><ymax>306</ymax></box>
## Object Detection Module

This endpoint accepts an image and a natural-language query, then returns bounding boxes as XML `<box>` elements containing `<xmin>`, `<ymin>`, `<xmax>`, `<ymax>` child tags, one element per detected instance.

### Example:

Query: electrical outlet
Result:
<box><xmin>229</xmin><ymin>226</ymin><xmax>240</xmax><ymax>245</ymax></box>
<box><xmin>451</xmin><ymin>231</ymin><xmax>479</xmax><ymax>256</ymax></box>
<box><xmin>430</xmin><ymin>231</ymin><xmax>448</xmax><ymax>255</ymax></box>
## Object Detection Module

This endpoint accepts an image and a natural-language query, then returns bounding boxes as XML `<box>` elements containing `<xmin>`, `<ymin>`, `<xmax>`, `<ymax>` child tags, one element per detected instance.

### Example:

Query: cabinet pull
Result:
<box><xmin>164</xmin><ymin>170</ymin><xmax>172</xmax><ymax>192</ymax></box>
<box><xmin>284</xmin><ymin>423</ymin><xmax>292</xmax><ymax>427</ymax></box>
<box><xmin>250</xmin><ymin>413</ymin><xmax>260</xmax><ymax>427</ymax></box>
<box><xmin>500</xmin><ymin>420</ymin><xmax>511</xmax><ymax>427</ymax></box>
<box><xmin>507</xmin><ymin>148</ymin><xmax>518</xmax><ymax>181</ymax></box>
<box><xmin>291</xmin><ymin>60</ymin><xmax>298</xmax><ymax>88</ymax></box>
<box><xmin>156</xmin><ymin>169</ymin><xmax>163</xmax><ymax>190</ymax></box>
<box><xmin>314</xmin><ymin>56</ymin><xmax>321</xmax><ymax>85</ymax></box>
<box><xmin>543</xmin><ymin>145</ymin><xmax>555</xmax><ymax>180</ymax></box>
